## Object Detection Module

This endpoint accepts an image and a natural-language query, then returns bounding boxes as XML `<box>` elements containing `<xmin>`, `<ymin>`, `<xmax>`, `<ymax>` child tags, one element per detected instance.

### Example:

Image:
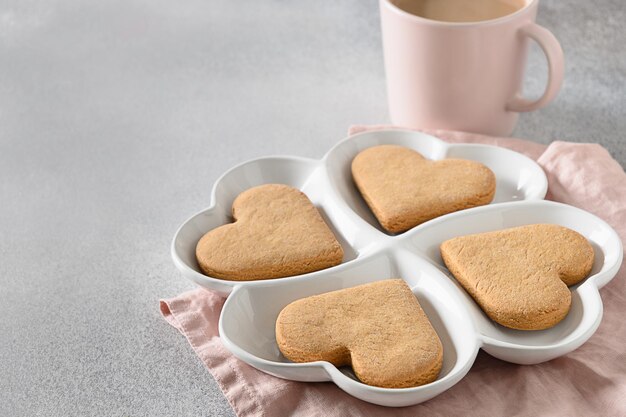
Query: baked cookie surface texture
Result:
<box><xmin>351</xmin><ymin>144</ymin><xmax>496</xmax><ymax>233</ymax></box>
<box><xmin>275</xmin><ymin>279</ymin><xmax>443</xmax><ymax>388</ymax></box>
<box><xmin>196</xmin><ymin>184</ymin><xmax>343</xmax><ymax>281</ymax></box>
<box><xmin>440</xmin><ymin>224</ymin><xmax>594</xmax><ymax>330</ymax></box>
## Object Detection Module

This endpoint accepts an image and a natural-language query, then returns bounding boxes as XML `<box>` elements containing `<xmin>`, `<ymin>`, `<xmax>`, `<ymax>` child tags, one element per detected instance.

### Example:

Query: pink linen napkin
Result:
<box><xmin>160</xmin><ymin>125</ymin><xmax>626</xmax><ymax>417</ymax></box>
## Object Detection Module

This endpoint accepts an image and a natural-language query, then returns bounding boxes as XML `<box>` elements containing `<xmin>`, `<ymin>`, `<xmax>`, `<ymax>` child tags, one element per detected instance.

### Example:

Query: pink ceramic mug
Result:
<box><xmin>380</xmin><ymin>0</ymin><xmax>564</xmax><ymax>136</ymax></box>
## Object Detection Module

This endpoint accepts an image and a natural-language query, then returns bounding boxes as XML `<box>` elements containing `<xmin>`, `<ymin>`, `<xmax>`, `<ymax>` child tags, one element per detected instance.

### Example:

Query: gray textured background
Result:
<box><xmin>1</xmin><ymin>0</ymin><xmax>624</xmax><ymax>416</ymax></box>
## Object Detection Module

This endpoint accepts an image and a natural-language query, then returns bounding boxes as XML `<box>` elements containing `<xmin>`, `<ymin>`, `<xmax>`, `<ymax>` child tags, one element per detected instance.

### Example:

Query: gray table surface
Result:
<box><xmin>1</xmin><ymin>0</ymin><xmax>624</xmax><ymax>416</ymax></box>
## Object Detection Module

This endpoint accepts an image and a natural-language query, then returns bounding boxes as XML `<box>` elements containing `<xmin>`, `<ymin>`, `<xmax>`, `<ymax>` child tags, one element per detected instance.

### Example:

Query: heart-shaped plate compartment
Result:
<box><xmin>172</xmin><ymin>129</ymin><xmax>548</xmax><ymax>295</ymax></box>
<box><xmin>324</xmin><ymin>129</ymin><xmax>548</xmax><ymax>235</ymax></box>
<box><xmin>220</xmin><ymin>200</ymin><xmax>622</xmax><ymax>407</ymax></box>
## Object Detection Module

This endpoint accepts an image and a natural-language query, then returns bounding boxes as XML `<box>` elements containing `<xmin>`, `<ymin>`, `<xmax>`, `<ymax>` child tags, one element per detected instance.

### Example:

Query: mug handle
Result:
<box><xmin>506</xmin><ymin>23</ymin><xmax>564</xmax><ymax>113</ymax></box>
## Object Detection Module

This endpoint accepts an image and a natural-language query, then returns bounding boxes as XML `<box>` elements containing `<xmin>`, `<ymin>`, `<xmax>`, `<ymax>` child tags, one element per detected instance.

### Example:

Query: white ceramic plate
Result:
<box><xmin>172</xmin><ymin>129</ymin><xmax>548</xmax><ymax>295</ymax></box>
<box><xmin>219</xmin><ymin>200</ymin><xmax>622</xmax><ymax>407</ymax></box>
<box><xmin>172</xmin><ymin>129</ymin><xmax>621</xmax><ymax>406</ymax></box>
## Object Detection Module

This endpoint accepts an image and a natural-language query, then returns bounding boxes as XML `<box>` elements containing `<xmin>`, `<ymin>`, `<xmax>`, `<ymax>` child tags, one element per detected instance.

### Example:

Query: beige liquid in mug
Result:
<box><xmin>393</xmin><ymin>0</ymin><xmax>526</xmax><ymax>22</ymax></box>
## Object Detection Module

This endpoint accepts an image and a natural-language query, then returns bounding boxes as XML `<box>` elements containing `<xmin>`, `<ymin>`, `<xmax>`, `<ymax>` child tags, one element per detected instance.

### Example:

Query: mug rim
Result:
<box><xmin>381</xmin><ymin>0</ymin><xmax>537</xmax><ymax>27</ymax></box>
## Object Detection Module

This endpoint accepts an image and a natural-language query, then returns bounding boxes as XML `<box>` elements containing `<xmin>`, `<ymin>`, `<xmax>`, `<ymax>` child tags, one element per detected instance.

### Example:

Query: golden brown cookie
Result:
<box><xmin>351</xmin><ymin>145</ymin><xmax>496</xmax><ymax>233</ymax></box>
<box><xmin>275</xmin><ymin>279</ymin><xmax>443</xmax><ymax>388</ymax></box>
<box><xmin>196</xmin><ymin>184</ymin><xmax>343</xmax><ymax>281</ymax></box>
<box><xmin>440</xmin><ymin>224</ymin><xmax>594</xmax><ymax>330</ymax></box>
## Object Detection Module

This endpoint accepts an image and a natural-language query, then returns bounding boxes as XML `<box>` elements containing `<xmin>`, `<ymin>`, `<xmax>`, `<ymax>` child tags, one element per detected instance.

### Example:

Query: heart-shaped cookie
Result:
<box><xmin>275</xmin><ymin>279</ymin><xmax>443</xmax><ymax>388</ymax></box>
<box><xmin>440</xmin><ymin>224</ymin><xmax>594</xmax><ymax>330</ymax></box>
<box><xmin>196</xmin><ymin>184</ymin><xmax>344</xmax><ymax>281</ymax></box>
<box><xmin>352</xmin><ymin>145</ymin><xmax>496</xmax><ymax>233</ymax></box>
